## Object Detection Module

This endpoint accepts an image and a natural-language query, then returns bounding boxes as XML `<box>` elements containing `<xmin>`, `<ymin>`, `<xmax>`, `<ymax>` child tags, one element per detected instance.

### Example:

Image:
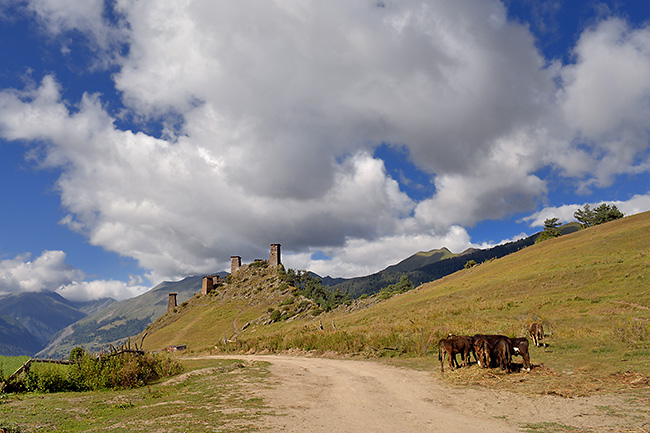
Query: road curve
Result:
<box><xmin>200</xmin><ymin>354</ymin><xmax>643</xmax><ymax>433</ymax></box>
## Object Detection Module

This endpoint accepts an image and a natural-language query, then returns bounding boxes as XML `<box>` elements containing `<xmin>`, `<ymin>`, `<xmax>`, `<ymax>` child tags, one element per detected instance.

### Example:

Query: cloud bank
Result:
<box><xmin>0</xmin><ymin>250</ymin><xmax>147</xmax><ymax>301</ymax></box>
<box><xmin>1</xmin><ymin>1</ymin><xmax>650</xmax><ymax>292</ymax></box>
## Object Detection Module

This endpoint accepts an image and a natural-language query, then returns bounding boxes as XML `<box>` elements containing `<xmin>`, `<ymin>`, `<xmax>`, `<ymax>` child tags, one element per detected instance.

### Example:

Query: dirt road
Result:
<box><xmin>205</xmin><ymin>354</ymin><xmax>648</xmax><ymax>432</ymax></box>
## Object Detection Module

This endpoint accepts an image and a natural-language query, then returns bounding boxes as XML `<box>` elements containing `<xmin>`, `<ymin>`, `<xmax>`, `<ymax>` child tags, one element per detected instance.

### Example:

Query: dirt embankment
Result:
<box><xmin>203</xmin><ymin>355</ymin><xmax>649</xmax><ymax>433</ymax></box>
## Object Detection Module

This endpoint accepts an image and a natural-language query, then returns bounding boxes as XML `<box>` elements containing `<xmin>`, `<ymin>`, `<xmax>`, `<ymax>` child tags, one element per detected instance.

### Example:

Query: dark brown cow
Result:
<box><xmin>473</xmin><ymin>334</ymin><xmax>530</xmax><ymax>372</ymax></box>
<box><xmin>438</xmin><ymin>337</ymin><xmax>471</xmax><ymax>372</ymax></box>
<box><xmin>529</xmin><ymin>322</ymin><xmax>544</xmax><ymax>347</ymax></box>
<box><xmin>494</xmin><ymin>337</ymin><xmax>513</xmax><ymax>372</ymax></box>
<box><xmin>473</xmin><ymin>334</ymin><xmax>507</xmax><ymax>367</ymax></box>
<box><xmin>447</xmin><ymin>334</ymin><xmax>476</xmax><ymax>366</ymax></box>
<box><xmin>509</xmin><ymin>337</ymin><xmax>532</xmax><ymax>371</ymax></box>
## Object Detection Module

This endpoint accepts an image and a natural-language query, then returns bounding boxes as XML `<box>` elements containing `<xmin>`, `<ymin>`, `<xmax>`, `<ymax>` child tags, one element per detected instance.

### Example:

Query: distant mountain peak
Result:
<box><xmin>416</xmin><ymin>247</ymin><xmax>452</xmax><ymax>257</ymax></box>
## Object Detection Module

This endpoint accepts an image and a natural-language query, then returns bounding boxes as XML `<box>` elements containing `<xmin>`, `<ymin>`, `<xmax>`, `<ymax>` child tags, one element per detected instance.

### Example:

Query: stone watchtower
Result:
<box><xmin>231</xmin><ymin>256</ymin><xmax>241</xmax><ymax>273</ymax></box>
<box><xmin>270</xmin><ymin>243</ymin><xmax>281</xmax><ymax>267</ymax></box>
<box><xmin>202</xmin><ymin>276</ymin><xmax>214</xmax><ymax>295</ymax></box>
<box><xmin>167</xmin><ymin>293</ymin><xmax>177</xmax><ymax>313</ymax></box>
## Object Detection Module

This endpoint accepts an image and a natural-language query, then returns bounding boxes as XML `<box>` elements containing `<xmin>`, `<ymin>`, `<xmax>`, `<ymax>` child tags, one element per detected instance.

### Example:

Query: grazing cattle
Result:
<box><xmin>438</xmin><ymin>337</ymin><xmax>471</xmax><ymax>372</ymax></box>
<box><xmin>447</xmin><ymin>334</ymin><xmax>476</xmax><ymax>366</ymax></box>
<box><xmin>473</xmin><ymin>334</ymin><xmax>530</xmax><ymax>372</ymax></box>
<box><xmin>473</xmin><ymin>334</ymin><xmax>508</xmax><ymax>368</ymax></box>
<box><xmin>494</xmin><ymin>337</ymin><xmax>513</xmax><ymax>372</ymax></box>
<box><xmin>473</xmin><ymin>335</ymin><xmax>491</xmax><ymax>368</ymax></box>
<box><xmin>509</xmin><ymin>337</ymin><xmax>532</xmax><ymax>371</ymax></box>
<box><xmin>529</xmin><ymin>322</ymin><xmax>544</xmax><ymax>347</ymax></box>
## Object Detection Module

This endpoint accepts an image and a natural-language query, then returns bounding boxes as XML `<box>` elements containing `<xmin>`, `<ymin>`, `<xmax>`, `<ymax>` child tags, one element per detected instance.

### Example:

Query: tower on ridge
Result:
<box><xmin>231</xmin><ymin>256</ymin><xmax>241</xmax><ymax>273</ymax></box>
<box><xmin>167</xmin><ymin>293</ymin><xmax>177</xmax><ymax>313</ymax></box>
<box><xmin>270</xmin><ymin>244</ymin><xmax>281</xmax><ymax>267</ymax></box>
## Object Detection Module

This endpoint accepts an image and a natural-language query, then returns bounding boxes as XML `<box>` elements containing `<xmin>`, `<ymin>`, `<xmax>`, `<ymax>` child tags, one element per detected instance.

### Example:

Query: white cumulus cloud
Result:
<box><xmin>1</xmin><ymin>1</ymin><xmax>650</xmax><ymax>285</ymax></box>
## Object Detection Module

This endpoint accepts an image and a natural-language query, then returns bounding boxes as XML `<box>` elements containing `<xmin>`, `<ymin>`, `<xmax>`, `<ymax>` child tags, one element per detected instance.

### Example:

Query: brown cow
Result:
<box><xmin>494</xmin><ymin>337</ymin><xmax>513</xmax><ymax>372</ymax></box>
<box><xmin>529</xmin><ymin>322</ymin><xmax>544</xmax><ymax>347</ymax></box>
<box><xmin>473</xmin><ymin>335</ymin><xmax>491</xmax><ymax>368</ymax></box>
<box><xmin>447</xmin><ymin>334</ymin><xmax>476</xmax><ymax>366</ymax></box>
<box><xmin>473</xmin><ymin>334</ymin><xmax>529</xmax><ymax>372</ymax></box>
<box><xmin>473</xmin><ymin>334</ymin><xmax>508</xmax><ymax>368</ymax></box>
<box><xmin>438</xmin><ymin>337</ymin><xmax>471</xmax><ymax>372</ymax></box>
<box><xmin>509</xmin><ymin>337</ymin><xmax>532</xmax><ymax>371</ymax></box>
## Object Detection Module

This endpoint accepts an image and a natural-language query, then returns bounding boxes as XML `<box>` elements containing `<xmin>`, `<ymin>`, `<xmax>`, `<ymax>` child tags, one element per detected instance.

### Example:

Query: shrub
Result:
<box><xmin>11</xmin><ymin>349</ymin><xmax>184</xmax><ymax>393</ymax></box>
<box><xmin>25</xmin><ymin>364</ymin><xmax>69</xmax><ymax>393</ymax></box>
<box><xmin>0</xmin><ymin>422</ymin><xmax>23</xmax><ymax>433</ymax></box>
<box><xmin>270</xmin><ymin>309</ymin><xmax>282</xmax><ymax>322</ymax></box>
<box><xmin>69</xmin><ymin>346</ymin><xmax>84</xmax><ymax>362</ymax></box>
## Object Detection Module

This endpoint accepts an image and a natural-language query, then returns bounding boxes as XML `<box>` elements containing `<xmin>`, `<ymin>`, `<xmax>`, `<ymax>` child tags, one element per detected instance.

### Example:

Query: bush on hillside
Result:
<box><xmin>285</xmin><ymin>269</ymin><xmax>350</xmax><ymax>311</ymax></box>
<box><xmin>464</xmin><ymin>260</ymin><xmax>477</xmax><ymax>269</ymax></box>
<box><xmin>378</xmin><ymin>275</ymin><xmax>414</xmax><ymax>299</ymax></box>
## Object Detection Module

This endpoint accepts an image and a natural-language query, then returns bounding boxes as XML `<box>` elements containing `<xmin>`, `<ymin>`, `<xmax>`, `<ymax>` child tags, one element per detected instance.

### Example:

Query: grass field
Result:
<box><xmin>0</xmin><ymin>358</ymin><xmax>273</xmax><ymax>433</ymax></box>
<box><xmin>0</xmin><ymin>356</ymin><xmax>30</xmax><ymax>378</ymax></box>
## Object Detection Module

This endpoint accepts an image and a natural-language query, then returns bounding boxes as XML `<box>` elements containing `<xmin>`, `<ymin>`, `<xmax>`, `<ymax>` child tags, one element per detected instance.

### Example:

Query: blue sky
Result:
<box><xmin>1</xmin><ymin>0</ymin><xmax>650</xmax><ymax>301</ymax></box>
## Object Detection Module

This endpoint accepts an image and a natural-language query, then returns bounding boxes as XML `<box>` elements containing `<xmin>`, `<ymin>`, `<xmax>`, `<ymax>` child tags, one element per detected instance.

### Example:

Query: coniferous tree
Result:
<box><xmin>535</xmin><ymin>217</ymin><xmax>561</xmax><ymax>243</ymax></box>
<box><xmin>574</xmin><ymin>203</ymin><xmax>624</xmax><ymax>228</ymax></box>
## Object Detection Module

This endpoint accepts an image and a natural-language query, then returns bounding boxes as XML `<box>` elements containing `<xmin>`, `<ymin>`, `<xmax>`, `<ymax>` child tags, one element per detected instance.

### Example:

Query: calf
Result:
<box><xmin>529</xmin><ymin>322</ymin><xmax>544</xmax><ymax>347</ymax></box>
<box><xmin>438</xmin><ymin>337</ymin><xmax>471</xmax><ymax>372</ymax></box>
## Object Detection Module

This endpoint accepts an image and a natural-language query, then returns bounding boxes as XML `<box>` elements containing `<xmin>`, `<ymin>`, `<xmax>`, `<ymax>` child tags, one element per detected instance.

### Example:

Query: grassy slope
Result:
<box><xmin>0</xmin><ymin>355</ymin><xmax>31</xmax><ymax>377</ymax></box>
<box><xmin>141</xmin><ymin>263</ymin><xmax>316</xmax><ymax>352</ymax></box>
<box><xmin>141</xmin><ymin>212</ymin><xmax>650</xmax><ymax>394</ymax></box>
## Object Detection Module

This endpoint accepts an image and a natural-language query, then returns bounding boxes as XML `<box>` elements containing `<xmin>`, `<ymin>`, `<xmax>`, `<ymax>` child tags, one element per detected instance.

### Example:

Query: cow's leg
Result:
<box><xmin>523</xmin><ymin>353</ymin><xmax>531</xmax><ymax>371</ymax></box>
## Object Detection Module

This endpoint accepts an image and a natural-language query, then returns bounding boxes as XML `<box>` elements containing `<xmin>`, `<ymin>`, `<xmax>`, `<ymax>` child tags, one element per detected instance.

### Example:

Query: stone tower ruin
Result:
<box><xmin>167</xmin><ymin>293</ymin><xmax>177</xmax><ymax>313</ymax></box>
<box><xmin>231</xmin><ymin>256</ymin><xmax>241</xmax><ymax>273</ymax></box>
<box><xmin>202</xmin><ymin>276</ymin><xmax>214</xmax><ymax>295</ymax></box>
<box><xmin>202</xmin><ymin>275</ymin><xmax>222</xmax><ymax>295</ymax></box>
<box><xmin>270</xmin><ymin>243</ymin><xmax>281</xmax><ymax>267</ymax></box>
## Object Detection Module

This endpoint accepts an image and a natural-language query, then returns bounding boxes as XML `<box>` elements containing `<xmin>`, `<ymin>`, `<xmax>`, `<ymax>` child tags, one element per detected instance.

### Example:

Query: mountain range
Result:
<box><xmin>321</xmin><ymin>223</ymin><xmax>580</xmax><ymax>297</ymax></box>
<box><xmin>0</xmin><ymin>291</ymin><xmax>114</xmax><ymax>356</ymax></box>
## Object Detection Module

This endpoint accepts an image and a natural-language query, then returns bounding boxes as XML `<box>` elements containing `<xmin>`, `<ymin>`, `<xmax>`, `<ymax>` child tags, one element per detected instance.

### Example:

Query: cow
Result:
<box><xmin>473</xmin><ymin>335</ymin><xmax>491</xmax><ymax>368</ymax></box>
<box><xmin>473</xmin><ymin>334</ymin><xmax>508</xmax><ymax>368</ymax></box>
<box><xmin>473</xmin><ymin>334</ymin><xmax>530</xmax><ymax>372</ymax></box>
<box><xmin>438</xmin><ymin>337</ymin><xmax>471</xmax><ymax>372</ymax></box>
<box><xmin>447</xmin><ymin>334</ymin><xmax>476</xmax><ymax>366</ymax></box>
<box><xmin>509</xmin><ymin>337</ymin><xmax>532</xmax><ymax>371</ymax></box>
<box><xmin>494</xmin><ymin>337</ymin><xmax>513</xmax><ymax>372</ymax></box>
<box><xmin>529</xmin><ymin>322</ymin><xmax>544</xmax><ymax>347</ymax></box>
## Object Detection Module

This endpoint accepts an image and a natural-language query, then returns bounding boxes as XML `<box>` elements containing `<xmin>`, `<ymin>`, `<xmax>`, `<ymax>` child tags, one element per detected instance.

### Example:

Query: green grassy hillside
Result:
<box><xmin>140</xmin><ymin>212</ymin><xmax>650</xmax><ymax>394</ymax></box>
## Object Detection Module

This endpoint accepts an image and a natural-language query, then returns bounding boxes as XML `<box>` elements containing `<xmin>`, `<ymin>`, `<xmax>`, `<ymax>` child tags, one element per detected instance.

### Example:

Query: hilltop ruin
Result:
<box><xmin>202</xmin><ymin>244</ymin><xmax>282</xmax><ymax>295</ymax></box>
